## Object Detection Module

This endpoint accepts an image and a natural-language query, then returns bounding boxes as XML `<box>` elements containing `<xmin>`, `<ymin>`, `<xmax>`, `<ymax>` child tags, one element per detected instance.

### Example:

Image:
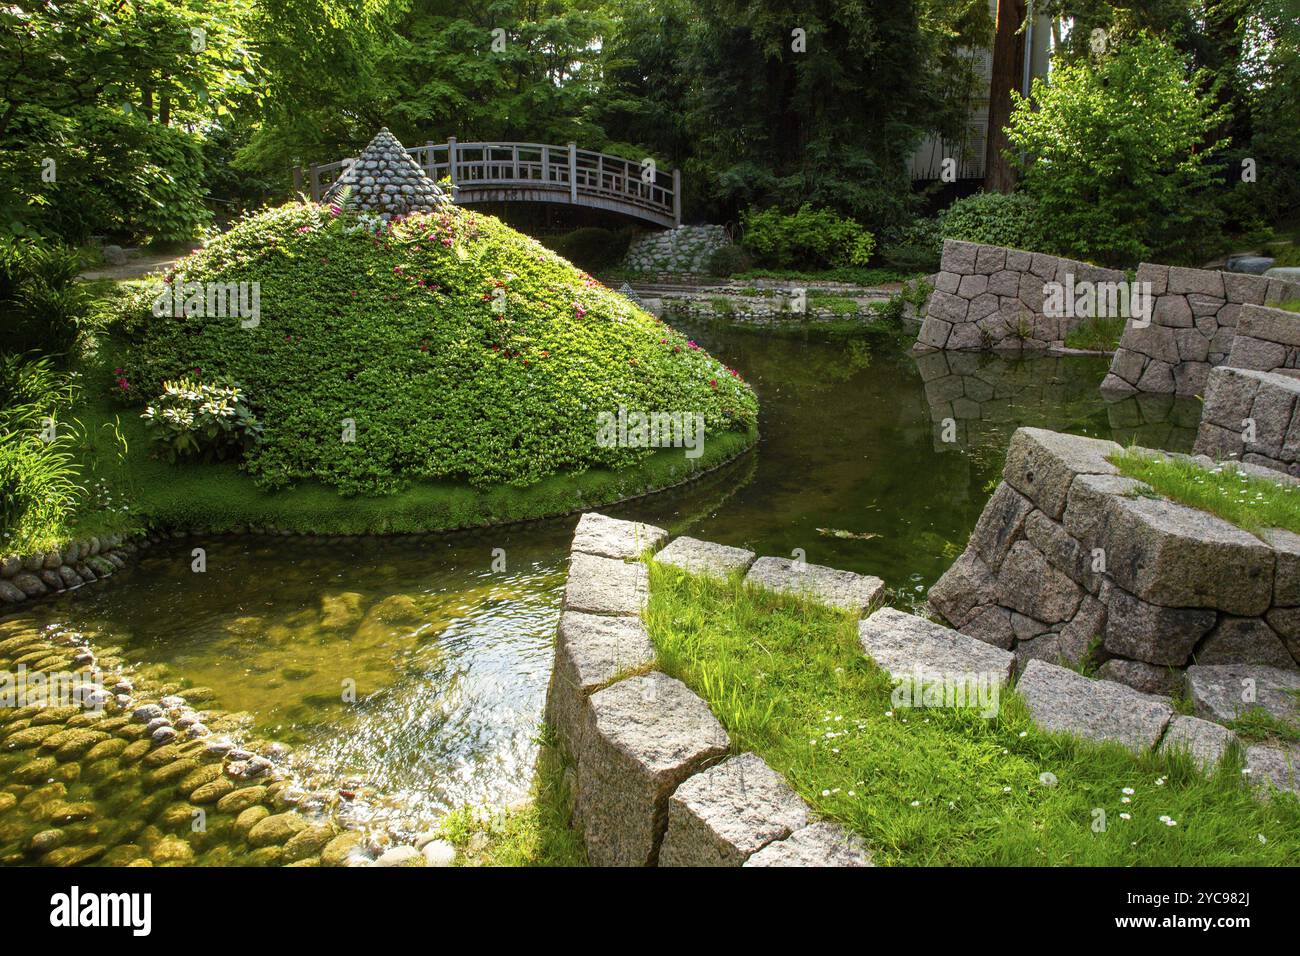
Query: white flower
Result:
<box><xmin>1119</xmin><ymin>813</ymin><xmax>1131</xmax><ymax>820</ymax></box>
<box><xmin>910</xmin><ymin>800</ymin><xmax>920</xmax><ymax>807</ymax></box>
<box><xmin>1122</xmin><ymin>787</ymin><xmax>1134</xmax><ymax>795</ymax></box>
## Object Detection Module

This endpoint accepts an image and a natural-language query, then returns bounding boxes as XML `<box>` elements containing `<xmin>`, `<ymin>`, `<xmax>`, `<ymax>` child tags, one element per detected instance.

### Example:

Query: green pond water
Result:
<box><xmin>4</xmin><ymin>326</ymin><xmax>1202</xmax><ymax>844</ymax></box>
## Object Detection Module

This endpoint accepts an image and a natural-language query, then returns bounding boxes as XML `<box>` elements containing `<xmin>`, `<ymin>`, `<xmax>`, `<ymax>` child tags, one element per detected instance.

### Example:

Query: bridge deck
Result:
<box><xmin>307</xmin><ymin>140</ymin><xmax>680</xmax><ymax>228</ymax></box>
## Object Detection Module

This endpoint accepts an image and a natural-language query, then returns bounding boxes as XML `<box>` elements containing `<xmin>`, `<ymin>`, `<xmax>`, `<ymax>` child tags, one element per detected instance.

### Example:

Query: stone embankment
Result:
<box><xmin>928</xmin><ymin>428</ymin><xmax>1299</xmax><ymax>693</ymax></box>
<box><xmin>622</xmin><ymin>225</ymin><xmax>731</xmax><ymax>274</ymax></box>
<box><xmin>1194</xmin><ymin>366</ymin><xmax>1300</xmax><ymax>478</ymax></box>
<box><xmin>915</xmin><ymin>240</ymin><xmax>1126</xmax><ymax>351</ymax></box>
<box><xmin>0</xmin><ymin>534</ymin><xmax>147</xmax><ymax>608</ymax></box>
<box><xmin>545</xmin><ymin>512</ymin><xmax>880</xmax><ymax>866</ymax></box>
<box><xmin>1103</xmin><ymin>267</ymin><xmax>1300</xmax><ymax>396</ymax></box>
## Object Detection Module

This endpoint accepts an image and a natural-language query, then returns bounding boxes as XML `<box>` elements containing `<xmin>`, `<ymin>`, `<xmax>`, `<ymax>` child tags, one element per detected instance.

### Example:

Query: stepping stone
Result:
<box><xmin>654</xmin><ymin>536</ymin><xmax>756</xmax><ymax>580</ymax></box>
<box><xmin>743</xmin><ymin>556</ymin><xmax>884</xmax><ymax>615</ymax></box>
<box><xmin>742</xmin><ymin>822</ymin><xmax>873</xmax><ymax>867</ymax></box>
<box><xmin>858</xmin><ymin>607</ymin><xmax>1015</xmax><ymax>686</ymax></box>
<box><xmin>571</xmin><ymin>512</ymin><xmax>668</xmax><ymax>561</ymax></box>
<box><xmin>1185</xmin><ymin>664</ymin><xmax>1300</xmax><ymax>726</ymax></box>
<box><xmin>1016</xmin><ymin>659</ymin><xmax>1173</xmax><ymax>753</ymax></box>
<box><xmin>1244</xmin><ymin>742</ymin><xmax>1300</xmax><ymax>796</ymax></box>
<box><xmin>1157</xmin><ymin>714</ymin><xmax>1238</xmax><ymax>770</ymax></box>
<box><xmin>575</xmin><ymin>672</ymin><xmax>729</xmax><ymax>866</ymax></box>
<box><xmin>563</xmin><ymin>552</ymin><xmax>648</xmax><ymax>617</ymax></box>
<box><xmin>659</xmin><ymin>753</ymin><xmax>808</xmax><ymax>867</ymax></box>
<box><xmin>545</xmin><ymin>611</ymin><xmax>656</xmax><ymax>755</ymax></box>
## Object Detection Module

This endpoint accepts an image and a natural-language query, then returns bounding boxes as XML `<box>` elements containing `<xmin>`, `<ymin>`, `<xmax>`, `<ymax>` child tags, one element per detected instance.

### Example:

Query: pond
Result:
<box><xmin>2</xmin><ymin>326</ymin><xmax>1201</xmax><ymax>855</ymax></box>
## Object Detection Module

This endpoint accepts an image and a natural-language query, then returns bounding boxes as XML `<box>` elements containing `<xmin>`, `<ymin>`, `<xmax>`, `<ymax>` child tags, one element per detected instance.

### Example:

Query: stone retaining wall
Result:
<box><xmin>623</xmin><ymin>225</ymin><xmax>731</xmax><ymax>274</ymax></box>
<box><xmin>545</xmin><ymin>512</ymin><xmax>877</xmax><ymax>866</ymax></box>
<box><xmin>1193</xmin><ymin>366</ymin><xmax>1300</xmax><ymax>478</ymax></box>
<box><xmin>1226</xmin><ymin>304</ymin><xmax>1300</xmax><ymax>375</ymax></box>
<box><xmin>915</xmin><ymin>240</ymin><xmax>1126</xmax><ymax>352</ymax></box>
<box><xmin>927</xmin><ymin>428</ymin><xmax>1300</xmax><ymax>697</ymax></box>
<box><xmin>662</xmin><ymin>293</ymin><xmax>884</xmax><ymax>326</ymax></box>
<box><xmin>1102</xmin><ymin>267</ymin><xmax>1300</xmax><ymax>396</ymax></box>
<box><xmin>0</xmin><ymin>534</ymin><xmax>148</xmax><ymax>608</ymax></box>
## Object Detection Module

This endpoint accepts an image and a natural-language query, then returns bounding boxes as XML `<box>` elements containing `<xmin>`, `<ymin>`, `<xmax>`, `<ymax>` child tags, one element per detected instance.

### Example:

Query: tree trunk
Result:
<box><xmin>984</xmin><ymin>0</ymin><xmax>1026</xmax><ymax>194</ymax></box>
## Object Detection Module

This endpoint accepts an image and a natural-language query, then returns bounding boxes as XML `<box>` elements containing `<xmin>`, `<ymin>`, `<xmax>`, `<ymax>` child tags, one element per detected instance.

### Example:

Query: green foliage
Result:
<box><xmin>542</xmin><ymin>227</ymin><xmax>633</xmax><ymax>273</ymax></box>
<box><xmin>1006</xmin><ymin>34</ymin><xmax>1228</xmax><ymax>266</ymax></box>
<box><xmin>0</xmin><ymin>355</ymin><xmax>83</xmax><ymax>551</ymax></box>
<box><xmin>938</xmin><ymin>192</ymin><xmax>1049</xmax><ymax>254</ymax></box>
<box><xmin>1064</xmin><ymin>316</ymin><xmax>1126</xmax><ymax>352</ymax></box>
<box><xmin>0</xmin><ymin>238</ymin><xmax>88</xmax><ymax>360</ymax></box>
<box><xmin>880</xmin><ymin>217</ymin><xmax>944</xmax><ymax>273</ymax></box>
<box><xmin>704</xmin><ymin>244</ymin><xmax>752</xmax><ymax>277</ymax></box>
<box><xmin>114</xmin><ymin>201</ymin><xmax>758</xmax><ymax>496</ymax></box>
<box><xmin>741</xmin><ymin>205</ymin><xmax>876</xmax><ymax>270</ymax></box>
<box><xmin>141</xmin><ymin>377</ymin><xmax>262</xmax><ymax>464</ymax></box>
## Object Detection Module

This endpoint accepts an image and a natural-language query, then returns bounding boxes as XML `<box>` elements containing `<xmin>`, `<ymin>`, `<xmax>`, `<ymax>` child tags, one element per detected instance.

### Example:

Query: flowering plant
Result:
<box><xmin>141</xmin><ymin>377</ymin><xmax>262</xmax><ymax>463</ymax></box>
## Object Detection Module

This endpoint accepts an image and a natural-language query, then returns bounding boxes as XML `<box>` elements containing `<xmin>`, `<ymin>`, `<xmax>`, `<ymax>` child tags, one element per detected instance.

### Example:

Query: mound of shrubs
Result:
<box><xmin>112</xmin><ymin>202</ymin><xmax>758</xmax><ymax>496</ymax></box>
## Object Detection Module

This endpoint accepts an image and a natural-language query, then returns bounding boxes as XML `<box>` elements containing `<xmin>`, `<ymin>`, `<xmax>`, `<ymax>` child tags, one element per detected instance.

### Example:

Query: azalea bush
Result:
<box><xmin>141</xmin><ymin>377</ymin><xmax>261</xmax><ymax>464</ymax></box>
<box><xmin>112</xmin><ymin>202</ymin><xmax>757</xmax><ymax>495</ymax></box>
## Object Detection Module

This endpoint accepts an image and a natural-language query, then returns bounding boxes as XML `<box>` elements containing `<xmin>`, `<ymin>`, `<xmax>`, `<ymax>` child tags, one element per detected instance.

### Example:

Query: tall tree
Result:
<box><xmin>983</xmin><ymin>0</ymin><xmax>1025</xmax><ymax>193</ymax></box>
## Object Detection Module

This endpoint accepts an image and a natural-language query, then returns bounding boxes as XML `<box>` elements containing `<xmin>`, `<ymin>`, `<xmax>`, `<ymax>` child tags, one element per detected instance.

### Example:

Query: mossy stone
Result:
<box><xmin>30</xmin><ymin>707</ymin><xmax>79</xmax><ymax>726</ymax></box>
<box><xmin>0</xmin><ymin>793</ymin><xmax>15</xmax><ymax>814</ymax></box>
<box><xmin>52</xmin><ymin>763</ymin><xmax>80</xmax><ymax>784</ymax></box>
<box><xmin>41</xmin><ymin>800</ymin><xmax>95</xmax><ymax>825</ymax></box>
<box><xmin>215</xmin><ymin>785</ymin><xmax>267</xmax><ymax>814</ymax></box>
<box><xmin>14</xmin><ymin>756</ymin><xmax>57</xmax><ymax>783</ymax></box>
<box><xmin>320</xmin><ymin>831</ymin><xmax>365</xmax><ymax>867</ymax></box>
<box><xmin>177</xmin><ymin>764</ymin><xmax>224</xmax><ymax>796</ymax></box>
<box><xmin>118</xmin><ymin>740</ymin><xmax>150</xmax><ymax>763</ymax></box>
<box><xmin>160</xmin><ymin>803</ymin><xmax>201</xmax><ymax>830</ymax></box>
<box><xmin>246</xmin><ymin>845</ymin><xmax>283</xmax><ymax>866</ymax></box>
<box><xmin>150</xmin><ymin>835</ymin><xmax>195</xmax><ymax>865</ymax></box>
<box><xmin>41</xmin><ymin>844</ymin><xmax>107</xmax><ymax>866</ymax></box>
<box><xmin>190</xmin><ymin>778</ymin><xmax>235</xmax><ymax>804</ymax></box>
<box><xmin>282</xmin><ymin>824</ymin><xmax>335</xmax><ymax>862</ymax></box>
<box><xmin>3</xmin><ymin>725</ymin><xmax>59</xmax><ymax>750</ymax></box>
<box><xmin>141</xmin><ymin>743</ymin><xmax>184</xmax><ymax>768</ymax></box>
<box><xmin>233</xmin><ymin>805</ymin><xmax>269</xmax><ymax>838</ymax></box>
<box><xmin>26</xmin><ymin>828</ymin><xmax>66</xmax><ymax>854</ymax></box>
<box><xmin>101</xmin><ymin>844</ymin><xmax>146</xmax><ymax>866</ymax></box>
<box><xmin>247</xmin><ymin>811</ymin><xmax>307</xmax><ymax>848</ymax></box>
<box><xmin>84</xmin><ymin>738</ymin><xmax>129</xmax><ymax>762</ymax></box>
<box><xmin>146</xmin><ymin>757</ymin><xmax>200</xmax><ymax>788</ymax></box>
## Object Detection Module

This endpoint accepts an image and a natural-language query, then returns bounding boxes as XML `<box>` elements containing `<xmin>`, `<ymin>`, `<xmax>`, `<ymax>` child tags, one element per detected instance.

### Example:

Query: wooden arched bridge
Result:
<box><xmin>301</xmin><ymin>139</ymin><xmax>681</xmax><ymax>228</ymax></box>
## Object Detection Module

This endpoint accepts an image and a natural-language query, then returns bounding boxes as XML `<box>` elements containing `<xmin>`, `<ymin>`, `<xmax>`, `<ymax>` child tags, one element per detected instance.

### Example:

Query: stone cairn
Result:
<box><xmin>323</xmin><ymin>128</ymin><xmax>447</xmax><ymax>221</ymax></box>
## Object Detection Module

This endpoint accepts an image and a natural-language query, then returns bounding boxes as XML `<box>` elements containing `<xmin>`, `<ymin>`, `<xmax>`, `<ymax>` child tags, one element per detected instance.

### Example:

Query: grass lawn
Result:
<box><xmin>1110</xmin><ymin>448</ymin><xmax>1300</xmax><ymax>537</ymax></box>
<box><xmin>643</xmin><ymin>563</ymin><xmax>1300</xmax><ymax>865</ymax></box>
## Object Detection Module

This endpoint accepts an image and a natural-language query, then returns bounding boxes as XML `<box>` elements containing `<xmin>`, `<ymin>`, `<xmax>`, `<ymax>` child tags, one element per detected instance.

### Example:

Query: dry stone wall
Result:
<box><xmin>1102</xmin><ymin>266</ymin><xmax>1300</xmax><ymax>396</ymax></box>
<box><xmin>1226</xmin><ymin>304</ymin><xmax>1300</xmax><ymax>376</ymax></box>
<box><xmin>927</xmin><ymin>428</ymin><xmax>1300</xmax><ymax>697</ymax></box>
<box><xmin>623</xmin><ymin>225</ymin><xmax>730</xmax><ymax>274</ymax></box>
<box><xmin>544</xmin><ymin>512</ymin><xmax>876</xmax><ymax>866</ymax></box>
<box><xmin>915</xmin><ymin>240</ymin><xmax>1126</xmax><ymax>352</ymax></box>
<box><xmin>1194</xmin><ymin>366</ymin><xmax>1300</xmax><ymax>478</ymax></box>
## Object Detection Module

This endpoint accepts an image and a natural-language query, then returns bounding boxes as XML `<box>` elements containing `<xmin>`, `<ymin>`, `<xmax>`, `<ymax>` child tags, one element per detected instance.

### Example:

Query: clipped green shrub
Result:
<box><xmin>543</xmin><ymin>227</ymin><xmax>633</xmax><ymax>272</ymax></box>
<box><xmin>114</xmin><ymin>202</ymin><xmax>758</xmax><ymax>496</ymax></box>
<box><xmin>936</xmin><ymin>192</ymin><xmax>1048</xmax><ymax>255</ymax></box>
<box><xmin>741</xmin><ymin>204</ymin><xmax>875</xmax><ymax>269</ymax></box>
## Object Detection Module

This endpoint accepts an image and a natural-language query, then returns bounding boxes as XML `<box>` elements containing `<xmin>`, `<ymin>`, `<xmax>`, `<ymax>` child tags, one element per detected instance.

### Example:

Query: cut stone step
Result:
<box><xmin>858</xmin><ymin>607</ymin><xmax>1015</xmax><ymax>687</ymax></box>
<box><xmin>659</xmin><ymin>753</ymin><xmax>808</xmax><ymax>867</ymax></box>
<box><xmin>1016</xmin><ymin>659</ymin><xmax>1173</xmax><ymax>753</ymax></box>
<box><xmin>1157</xmin><ymin>714</ymin><xmax>1238</xmax><ymax>770</ymax></box>
<box><xmin>1185</xmin><ymin>664</ymin><xmax>1300</xmax><ymax>725</ymax></box>
<box><xmin>575</xmin><ymin>672</ymin><xmax>730</xmax><ymax>866</ymax></box>
<box><xmin>563</xmin><ymin>552</ymin><xmax>649</xmax><ymax>616</ymax></box>
<box><xmin>743</xmin><ymin>556</ymin><xmax>884</xmax><ymax>615</ymax></box>
<box><xmin>545</xmin><ymin>611</ymin><xmax>657</xmax><ymax>756</ymax></box>
<box><xmin>654</xmin><ymin>536</ymin><xmax>756</xmax><ymax>580</ymax></box>
<box><xmin>571</xmin><ymin>512</ymin><xmax>668</xmax><ymax>561</ymax></box>
<box><xmin>742</xmin><ymin>822</ymin><xmax>873</xmax><ymax>867</ymax></box>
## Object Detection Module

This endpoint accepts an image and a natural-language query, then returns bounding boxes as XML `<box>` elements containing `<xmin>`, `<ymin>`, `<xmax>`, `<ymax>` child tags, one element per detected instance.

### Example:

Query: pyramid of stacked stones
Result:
<box><xmin>323</xmin><ymin>128</ymin><xmax>447</xmax><ymax>220</ymax></box>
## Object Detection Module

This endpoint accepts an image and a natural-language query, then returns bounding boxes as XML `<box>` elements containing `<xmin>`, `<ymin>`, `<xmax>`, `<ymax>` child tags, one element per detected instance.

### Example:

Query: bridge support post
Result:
<box><xmin>447</xmin><ymin>137</ymin><xmax>457</xmax><ymax>191</ymax></box>
<box><xmin>292</xmin><ymin>165</ymin><xmax>304</xmax><ymax>195</ymax></box>
<box><xmin>569</xmin><ymin>142</ymin><xmax>578</xmax><ymax>204</ymax></box>
<box><xmin>673</xmin><ymin>169</ymin><xmax>682</xmax><ymax>227</ymax></box>
<box><xmin>425</xmin><ymin>141</ymin><xmax>435</xmax><ymax>180</ymax></box>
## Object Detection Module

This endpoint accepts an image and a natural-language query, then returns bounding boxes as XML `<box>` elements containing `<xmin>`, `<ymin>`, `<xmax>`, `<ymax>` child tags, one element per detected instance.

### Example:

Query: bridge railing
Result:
<box><xmin>302</xmin><ymin>139</ymin><xmax>680</xmax><ymax>227</ymax></box>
